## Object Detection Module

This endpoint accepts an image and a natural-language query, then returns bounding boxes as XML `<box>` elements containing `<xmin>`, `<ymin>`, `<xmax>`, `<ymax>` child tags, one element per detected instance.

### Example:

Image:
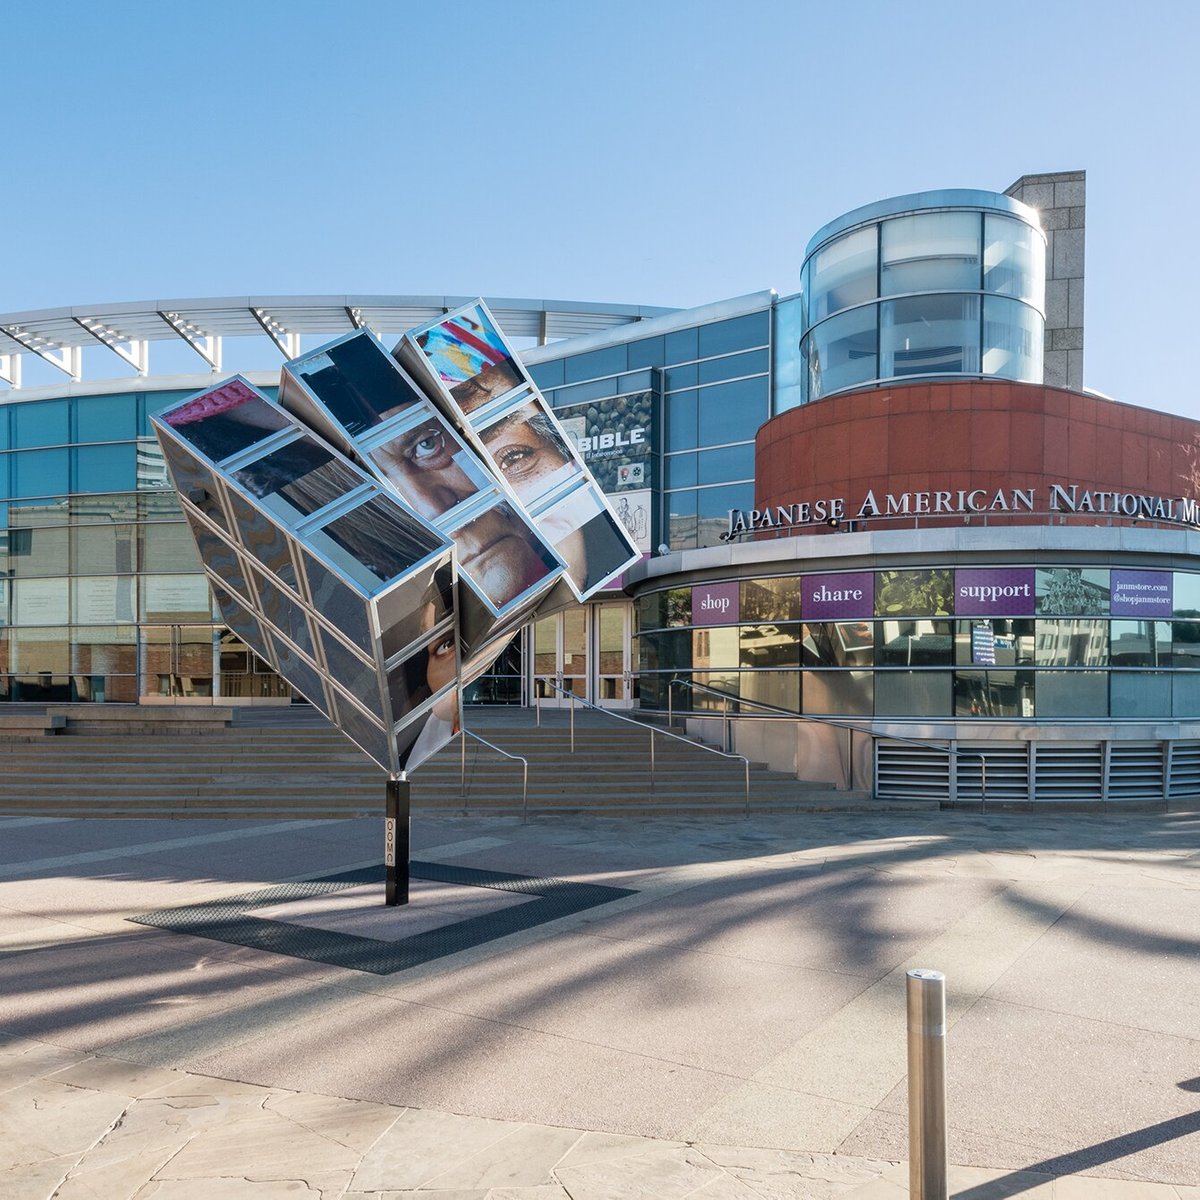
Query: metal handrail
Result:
<box><xmin>668</xmin><ymin>676</ymin><xmax>987</xmax><ymax>807</ymax></box>
<box><xmin>459</xmin><ymin>728</ymin><xmax>530</xmax><ymax>823</ymax></box>
<box><xmin>535</xmin><ymin>678</ymin><xmax>752</xmax><ymax>814</ymax></box>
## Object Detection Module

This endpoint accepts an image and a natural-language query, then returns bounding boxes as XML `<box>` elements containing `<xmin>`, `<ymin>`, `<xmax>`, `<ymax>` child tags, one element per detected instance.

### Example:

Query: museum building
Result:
<box><xmin>3</xmin><ymin>169</ymin><xmax>1200</xmax><ymax>803</ymax></box>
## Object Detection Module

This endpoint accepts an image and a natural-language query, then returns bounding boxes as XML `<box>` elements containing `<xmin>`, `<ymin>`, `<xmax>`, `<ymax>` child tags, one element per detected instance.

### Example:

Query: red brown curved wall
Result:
<box><xmin>755</xmin><ymin>381</ymin><xmax>1200</xmax><ymax>523</ymax></box>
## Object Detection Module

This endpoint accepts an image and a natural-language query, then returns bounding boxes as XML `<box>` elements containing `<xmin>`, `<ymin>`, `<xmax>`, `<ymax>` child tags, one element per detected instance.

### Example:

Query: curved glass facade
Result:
<box><xmin>789</xmin><ymin>192</ymin><xmax>1046</xmax><ymax>407</ymax></box>
<box><xmin>636</xmin><ymin>567</ymin><xmax>1200</xmax><ymax>722</ymax></box>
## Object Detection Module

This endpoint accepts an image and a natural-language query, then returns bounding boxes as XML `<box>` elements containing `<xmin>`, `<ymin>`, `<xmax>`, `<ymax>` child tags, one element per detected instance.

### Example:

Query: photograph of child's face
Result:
<box><xmin>479</xmin><ymin>402</ymin><xmax>581</xmax><ymax>504</ymax></box>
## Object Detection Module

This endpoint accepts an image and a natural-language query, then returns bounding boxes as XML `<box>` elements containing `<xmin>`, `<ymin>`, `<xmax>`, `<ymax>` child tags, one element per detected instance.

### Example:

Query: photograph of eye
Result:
<box><xmin>369</xmin><ymin>415</ymin><xmax>491</xmax><ymax>521</ymax></box>
<box><xmin>480</xmin><ymin>402</ymin><xmax>581</xmax><ymax>504</ymax></box>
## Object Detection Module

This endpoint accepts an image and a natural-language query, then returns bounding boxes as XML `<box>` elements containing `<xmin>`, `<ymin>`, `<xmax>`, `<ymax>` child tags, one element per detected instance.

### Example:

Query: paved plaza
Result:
<box><xmin>2</xmin><ymin>805</ymin><xmax>1200</xmax><ymax>1197</ymax></box>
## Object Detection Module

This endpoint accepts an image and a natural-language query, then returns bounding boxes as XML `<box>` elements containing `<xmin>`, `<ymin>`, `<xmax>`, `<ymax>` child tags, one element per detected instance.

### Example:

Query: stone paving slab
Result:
<box><xmin>3</xmin><ymin>810</ymin><xmax>1200</xmax><ymax>1194</ymax></box>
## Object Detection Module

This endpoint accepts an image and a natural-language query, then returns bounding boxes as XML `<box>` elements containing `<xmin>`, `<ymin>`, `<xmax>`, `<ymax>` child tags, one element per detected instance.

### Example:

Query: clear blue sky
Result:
<box><xmin>5</xmin><ymin>0</ymin><xmax>1198</xmax><ymax>416</ymax></box>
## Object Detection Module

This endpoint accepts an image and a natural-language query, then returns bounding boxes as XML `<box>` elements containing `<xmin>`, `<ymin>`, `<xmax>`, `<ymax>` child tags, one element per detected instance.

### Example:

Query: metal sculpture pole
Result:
<box><xmin>385</xmin><ymin>775</ymin><xmax>411</xmax><ymax>906</ymax></box>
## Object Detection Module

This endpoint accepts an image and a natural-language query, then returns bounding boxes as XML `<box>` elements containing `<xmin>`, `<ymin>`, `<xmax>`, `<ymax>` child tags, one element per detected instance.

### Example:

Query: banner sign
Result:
<box><xmin>558</xmin><ymin>390</ymin><xmax>655</xmax><ymax>493</ymax></box>
<box><xmin>801</xmin><ymin>571</ymin><xmax>874</xmax><ymax>621</ymax></box>
<box><xmin>691</xmin><ymin>581</ymin><xmax>740</xmax><ymax>626</ymax></box>
<box><xmin>1110</xmin><ymin>570</ymin><xmax>1173</xmax><ymax>617</ymax></box>
<box><xmin>955</xmin><ymin>568</ymin><xmax>1036</xmax><ymax>616</ymax></box>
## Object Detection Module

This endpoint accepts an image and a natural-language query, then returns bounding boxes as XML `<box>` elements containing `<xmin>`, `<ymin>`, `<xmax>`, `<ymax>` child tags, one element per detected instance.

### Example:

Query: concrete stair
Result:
<box><xmin>0</xmin><ymin>706</ymin><xmax>930</xmax><ymax>818</ymax></box>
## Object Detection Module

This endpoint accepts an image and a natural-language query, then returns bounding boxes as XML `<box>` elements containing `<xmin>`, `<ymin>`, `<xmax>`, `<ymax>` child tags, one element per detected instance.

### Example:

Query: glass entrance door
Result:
<box><xmin>531</xmin><ymin>601</ymin><xmax>635</xmax><ymax>709</ymax></box>
<box><xmin>594</xmin><ymin>601</ymin><xmax>634</xmax><ymax>708</ymax></box>
<box><xmin>139</xmin><ymin>625</ymin><xmax>217</xmax><ymax>704</ymax></box>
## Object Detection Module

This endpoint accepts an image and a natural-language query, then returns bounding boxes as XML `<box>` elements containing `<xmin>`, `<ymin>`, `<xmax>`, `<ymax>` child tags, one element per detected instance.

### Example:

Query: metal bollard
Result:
<box><xmin>907</xmin><ymin>968</ymin><xmax>947</xmax><ymax>1200</ymax></box>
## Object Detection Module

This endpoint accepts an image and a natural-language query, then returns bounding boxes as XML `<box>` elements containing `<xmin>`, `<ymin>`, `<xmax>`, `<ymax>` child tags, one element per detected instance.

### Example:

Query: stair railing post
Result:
<box><xmin>650</xmin><ymin>729</ymin><xmax>656</xmax><ymax>795</ymax></box>
<box><xmin>723</xmin><ymin>694</ymin><xmax>731</xmax><ymax>754</ymax></box>
<box><xmin>668</xmin><ymin>677</ymin><xmax>673</xmax><ymax>726</ymax></box>
<box><xmin>460</xmin><ymin>730</ymin><xmax>467</xmax><ymax>807</ymax></box>
<box><xmin>569</xmin><ymin>685</ymin><xmax>575</xmax><ymax>753</ymax></box>
<box><xmin>535</xmin><ymin>683</ymin><xmax>541</xmax><ymax>727</ymax></box>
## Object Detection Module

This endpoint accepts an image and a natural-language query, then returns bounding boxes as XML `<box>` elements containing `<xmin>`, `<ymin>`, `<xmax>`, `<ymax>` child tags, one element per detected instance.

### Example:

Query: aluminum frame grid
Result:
<box><xmin>277</xmin><ymin>330</ymin><xmax>567</xmax><ymax>655</ymax></box>
<box><xmin>151</xmin><ymin>377</ymin><xmax>461</xmax><ymax>776</ymax></box>
<box><xmin>129</xmin><ymin>861</ymin><xmax>638</xmax><ymax>975</ymax></box>
<box><xmin>398</xmin><ymin>299</ymin><xmax>641</xmax><ymax>605</ymax></box>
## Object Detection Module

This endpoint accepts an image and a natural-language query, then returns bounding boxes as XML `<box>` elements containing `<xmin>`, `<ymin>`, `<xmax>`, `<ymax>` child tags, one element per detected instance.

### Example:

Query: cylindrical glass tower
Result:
<box><xmin>789</xmin><ymin>190</ymin><xmax>1046</xmax><ymax>407</ymax></box>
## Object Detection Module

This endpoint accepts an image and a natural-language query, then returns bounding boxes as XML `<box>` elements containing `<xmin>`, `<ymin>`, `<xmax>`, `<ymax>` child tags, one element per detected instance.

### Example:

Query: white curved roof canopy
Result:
<box><xmin>0</xmin><ymin>294</ymin><xmax>676</xmax><ymax>390</ymax></box>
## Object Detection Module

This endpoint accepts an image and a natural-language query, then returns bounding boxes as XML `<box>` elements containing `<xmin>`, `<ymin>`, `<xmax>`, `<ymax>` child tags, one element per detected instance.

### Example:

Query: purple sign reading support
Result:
<box><xmin>692</xmin><ymin>581</ymin><xmax>740</xmax><ymax>626</ymax></box>
<box><xmin>955</xmin><ymin>568</ymin><xmax>1036</xmax><ymax>616</ymax></box>
<box><xmin>1111</xmin><ymin>570</ymin><xmax>1173</xmax><ymax>617</ymax></box>
<box><xmin>802</xmin><ymin>572</ymin><xmax>874</xmax><ymax>620</ymax></box>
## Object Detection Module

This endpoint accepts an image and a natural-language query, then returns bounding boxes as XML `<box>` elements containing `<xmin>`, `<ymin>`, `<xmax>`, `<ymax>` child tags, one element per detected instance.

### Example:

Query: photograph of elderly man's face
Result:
<box><xmin>368</xmin><ymin>409</ymin><xmax>493</xmax><ymax>523</ymax></box>
<box><xmin>447</xmin><ymin>499</ymin><xmax>561</xmax><ymax>612</ymax></box>
<box><xmin>478</xmin><ymin>401</ymin><xmax>582</xmax><ymax>506</ymax></box>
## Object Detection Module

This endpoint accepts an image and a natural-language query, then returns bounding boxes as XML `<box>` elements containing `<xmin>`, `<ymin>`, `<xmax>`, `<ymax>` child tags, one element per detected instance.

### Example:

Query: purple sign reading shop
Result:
<box><xmin>1110</xmin><ymin>570</ymin><xmax>1173</xmax><ymax>617</ymax></box>
<box><xmin>692</xmin><ymin>581</ymin><xmax>740</xmax><ymax>626</ymax></box>
<box><xmin>955</xmin><ymin>568</ymin><xmax>1036</xmax><ymax>616</ymax></box>
<box><xmin>802</xmin><ymin>571</ymin><xmax>874</xmax><ymax>620</ymax></box>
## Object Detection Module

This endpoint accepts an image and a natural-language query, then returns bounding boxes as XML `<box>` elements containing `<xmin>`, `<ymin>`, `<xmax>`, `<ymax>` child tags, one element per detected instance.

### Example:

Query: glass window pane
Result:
<box><xmin>874</xmin><ymin>670</ymin><xmax>953</xmax><ymax>716</ymax></box>
<box><xmin>667</xmin><ymin>391</ymin><xmax>698</xmax><ymax>451</ymax></box>
<box><xmin>73</xmin><ymin>576</ymin><xmax>137</xmax><ymax>624</ymax></box>
<box><xmin>698</xmin><ymin>483</ymin><xmax>752</xmax><ymax>548</ymax></box>
<box><xmin>8</xmin><ymin>525</ymin><xmax>69</xmax><ymax>576</ymax></box>
<box><xmin>697</xmin><ymin>444</ymin><xmax>754</xmax><ymax>484</ymax></box>
<box><xmin>954</xmin><ymin>670</ymin><xmax>1034</xmax><ymax>718</ymax></box>
<box><xmin>881</xmin><ymin>212</ymin><xmax>981</xmax><ymax>294</ymax></box>
<box><xmin>697</xmin><ymin>377</ymin><xmax>768</xmax><ymax>445</ymax></box>
<box><xmin>807</xmin><ymin>228</ymin><xmax>877</xmax><ymax>324</ymax></box>
<box><xmin>665</xmin><ymin>453</ymin><xmax>696</xmax><ymax>489</ymax></box>
<box><xmin>1111</xmin><ymin>672</ymin><xmax>1172</xmax><ymax>718</ymax></box>
<box><xmin>741</xmin><ymin>577</ymin><xmax>800</xmax><ymax>623</ymax></box>
<box><xmin>880</xmin><ymin>294</ymin><xmax>980</xmax><ymax>378</ymax></box>
<box><xmin>878</xmin><ymin>619</ymin><xmax>954</xmax><ymax>665</ymax></box>
<box><xmin>698</xmin><ymin>312</ymin><xmax>770</xmax><ymax>357</ymax></box>
<box><xmin>801</xmin><ymin>621</ymin><xmax>874</xmax><ymax>667</ymax></box>
<box><xmin>73</xmin><ymin>524</ymin><xmax>137</xmax><ymax>575</ymax></box>
<box><xmin>697</xmin><ymin>349</ymin><xmax>769</xmax><ymax>385</ymax></box>
<box><xmin>664</xmin><ymin>326</ymin><xmax>699</xmax><ymax>364</ymax></box>
<box><xmin>14</xmin><ymin>449</ymin><xmax>69</xmax><ymax>498</ymax></box>
<box><xmin>741</xmin><ymin>670</ymin><xmax>799</xmax><ymax>712</ymax></box>
<box><xmin>803</xmin><ymin>670</ymin><xmax>872</xmax><ymax>716</ymax></box>
<box><xmin>563</xmin><ymin>345</ymin><xmax>627</xmax><ymax>383</ymax></box>
<box><xmin>548</xmin><ymin>376</ymin><xmax>619</xmax><ymax>407</ymax></box>
<box><xmin>637</xmin><ymin>629</ymin><xmax>691</xmax><ymax>673</ymax></box>
<box><xmin>0</xmin><ymin>409</ymin><xmax>8</xmax><ymax>450</ymax></box>
<box><xmin>1111</xmin><ymin>620</ymin><xmax>1169</xmax><ymax>666</ymax></box>
<box><xmin>12</xmin><ymin>579</ymin><xmax>69</xmax><ymax>625</ymax></box>
<box><xmin>1173</xmin><ymin>572</ymin><xmax>1200</xmax><ymax>616</ymax></box>
<box><xmin>1170</xmin><ymin>620</ymin><xmax>1200</xmax><ymax>667</ymax></box>
<box><xmin>692</xmin><ymin>626</ymin><xmax>739</xmax><ymax>669</ymax></box>
<box><xmin>740</xmin><ymin>624</ymin><xmax>800</xmax><ymax>668</ymax></box>
<box><xmin>669</xmin><ymin>490</ymin><xmax>697</xmax><ymax>550</ymax></box>
<box><xmin>1037</xmin><ymin>670</ymin><xmax>1108</xmax><ymax>717</ymax></box>
<box><xmin>982</xmin><ymin>296</ymin><xmax>1043</xmax><ymax>382</ymax></box>
<box><xmin>803</xmin><ymin>305</ymin><xmax>877</xmax><ymax>401</ymax></box>
<box><xmin>14</xmin><ymin>401</ymin><xmax>69</xmax><ymax>449</ymax></box>
<box><xmin>954</xmin><ymin>618</ymin><xmax>1035</xmax><ymax>665</ymax></box>
<box><xmin>1172</xmin><ymin>673</ymin><xmax>1200</xmax><ymax>719</ymax></box>
<box><xmin>983</xmin><ymin>213</ymin><xmax>1044</xmax><ymax>304</ymax></box>
<box><xmin>140</xmin><ymin>574</ymin><xmax>211</xmax><ymax>622</ymax></box>
<box><xmin>528</xmin><ymin>360</ymin><xmax>564</xmax><ymax>390</ymax></box>
<box><xmin>627</xmin><ymin>336</ymin><xmax>665</xmax><ymax>370</ymax></box>
<box><xmin>75</xmin><ymin>443</ymin><xmax>137</xmax><ymax>493</ymax></box>
<box><xmin>876</xmin><ymin>570</ymin><xmax>954</xmax><ymax>617</ymax></box>
<box><xmin>76</xmin><ymin>395</ymin><xmax>138</xmax><ymax>443</ymax></box>
<box><xmin>9</xmin><ymin>627</ymin><xmax>69</xmax><ymax>672</ymax></box>
<box><xmin>774</xmin><ymin>295</ymin><xmax>805</xmax><ymax>414</ymax></box>
<box><xmin>71</xmin><ymin>625</ymin><xmax>137</xmax><ymax>676</ymax></box>
<box><xmin>1035</xmin><ymin>568</ymin><xmax>1110</xmax><ymax>615</ymax></box>
<box><xmin>140</xmin><ymin>521</ymin><xmax>202</xmax><ymax>574</ymax></box>
<box><xmin>1035</xmin><ymin>618</ymin><xmax>1109</xmax><ymax>665</ymax></box>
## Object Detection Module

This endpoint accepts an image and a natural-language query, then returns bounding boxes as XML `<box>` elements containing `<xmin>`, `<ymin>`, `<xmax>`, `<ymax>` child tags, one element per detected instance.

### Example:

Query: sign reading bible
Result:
<box><xmin>153</xmin><ymin>300</ymin><xmax>639</xmax><ymax>777</ymax></box>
